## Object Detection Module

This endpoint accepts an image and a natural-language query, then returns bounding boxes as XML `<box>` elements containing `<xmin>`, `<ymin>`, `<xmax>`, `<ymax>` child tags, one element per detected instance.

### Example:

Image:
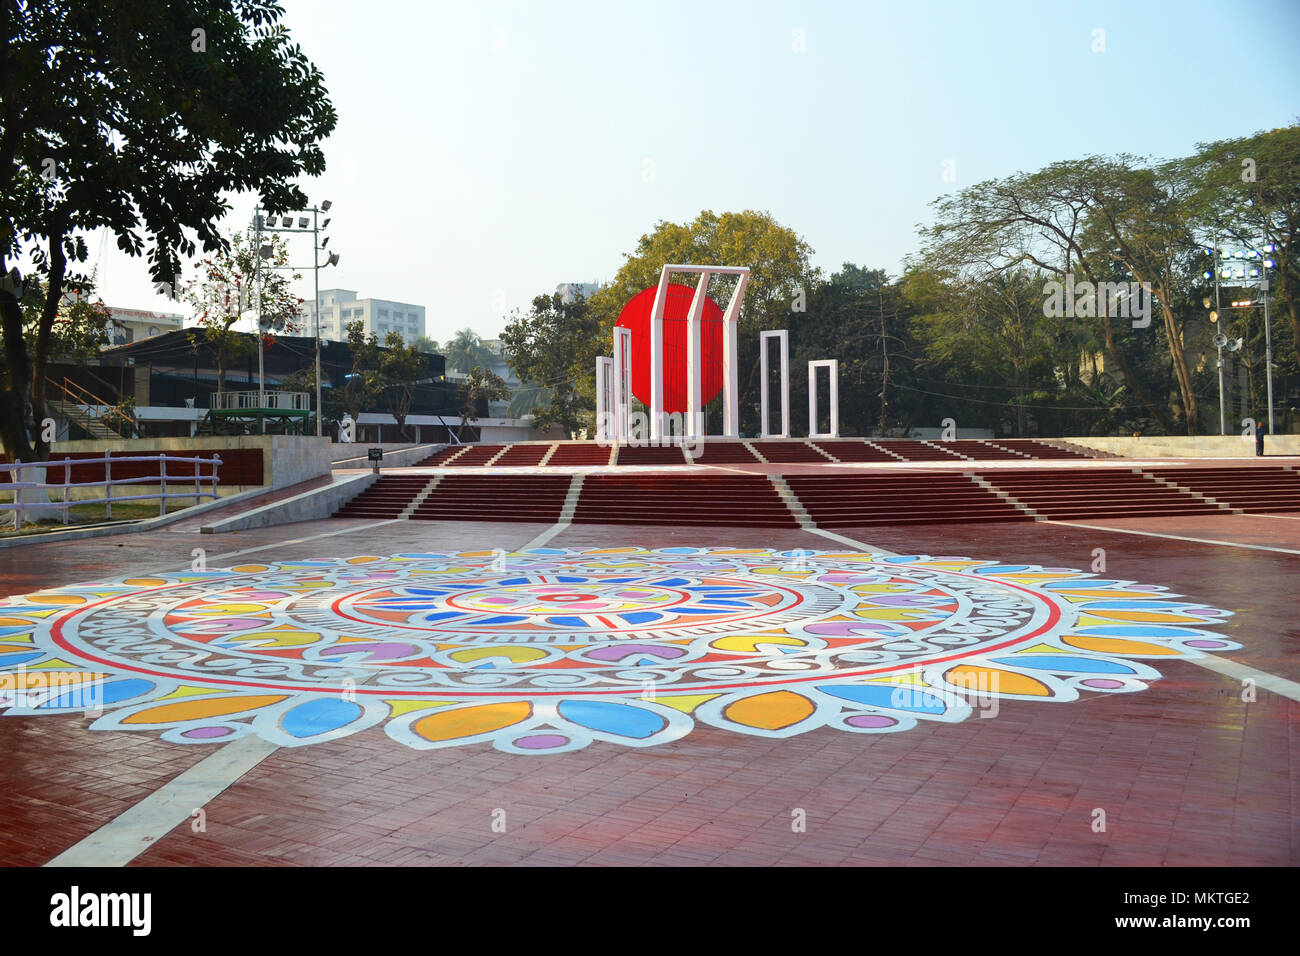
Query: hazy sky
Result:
<box><xmin>88</xmin><ymin>0</ymin><xmax>1300</xmax><ymax>344</ymax></box>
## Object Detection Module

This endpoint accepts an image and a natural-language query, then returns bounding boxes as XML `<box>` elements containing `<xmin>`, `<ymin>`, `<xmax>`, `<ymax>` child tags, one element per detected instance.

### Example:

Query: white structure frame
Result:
<box><xmin>612</xmin><ymin>326</ymin><xmax>633</xmax><ymax>441</ymax></box>
<box><xmin>648</xmin><ymin>264</ymin><xmax>749</xmax><ymax>441</ymax></box>
<box><xmin>759</xmin><ymin>330</ymin><xmax>790</xmax><ymax>438</ymax></box>
<box><xmin>808</xmin><ymin>359</ymin><xmax>840</xmax><ymax>438</ymax></box>
<box><xmin>595</xmin><ymin>356</ymin><xmax>614</xmax><ymax>441</ymax></box>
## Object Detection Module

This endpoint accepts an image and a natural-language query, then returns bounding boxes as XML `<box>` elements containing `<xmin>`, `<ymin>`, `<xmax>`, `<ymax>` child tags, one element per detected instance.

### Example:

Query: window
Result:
<box><xmin>378</xmin><ymin>309</ymin><xmax>389</xmax><ymax>319</ymax></box>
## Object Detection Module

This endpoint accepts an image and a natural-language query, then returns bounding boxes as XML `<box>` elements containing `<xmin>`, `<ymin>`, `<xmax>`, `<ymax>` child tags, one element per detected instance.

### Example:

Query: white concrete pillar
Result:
<box><xmin>595</xmin><ymin>356</ymin><xmax>613</xmax><ymax>441</ymax></box>
<box><xmin>612</xmin><ymin>326</ymin><xmax>632</xmax><ymax>441</ymax></box>
<box><xmin>722</xmin><ymin>271</ymin><xmax>746</xmax><ymax>438</ymax></box>
<box><xmin>648</xmin><ymin>269</ymin><xmax>669</xmax><ymax>441</ymax></box>
<box><xmin>808</xmin><ymin>359</ymin><xmax>839</xmax><ymax>438</ymax></box>
<box><xmin>760</xmin><ymin>330</ymin><xmax>790</xmax><ymax>438</ymax></box>
<box><xmin>685</xmin><ymin>271</ymin><xmax>711</xmax><ymax>439</ymax></box>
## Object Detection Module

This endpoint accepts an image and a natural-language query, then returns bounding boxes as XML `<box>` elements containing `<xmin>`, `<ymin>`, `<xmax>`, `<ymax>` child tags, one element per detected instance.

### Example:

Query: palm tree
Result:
<box><xmin>446</xmin><ymin>328</ymin><xmax>491</xmax><ymax>375</ymax></box>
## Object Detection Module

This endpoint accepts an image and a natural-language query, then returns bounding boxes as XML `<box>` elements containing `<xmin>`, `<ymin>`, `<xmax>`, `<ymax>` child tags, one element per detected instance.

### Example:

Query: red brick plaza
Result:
<box><xmin>1</xmin><ymin>439</ymin><xmax>1297</xmax><ymax>873</ymax></box>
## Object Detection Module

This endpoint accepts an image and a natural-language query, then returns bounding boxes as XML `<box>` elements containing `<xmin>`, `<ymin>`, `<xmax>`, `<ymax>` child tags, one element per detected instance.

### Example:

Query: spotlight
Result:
<box><xmin>298</xmin><ymin>217</ymin><xmax>309</xmax><ymax>228</ymax></box>
<box><xmin>320</xmin><ymin>200</ymin><xmax>332</xmax><ymax>212</ymax></box>
<box><xmin>281</xmin><ymin>216</ymin><xmax>293</xmax><ymax>228</ymax></box>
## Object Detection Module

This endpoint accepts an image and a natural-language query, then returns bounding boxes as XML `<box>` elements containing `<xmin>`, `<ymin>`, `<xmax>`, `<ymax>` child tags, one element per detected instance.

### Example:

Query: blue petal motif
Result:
<box><xmin>989</xmin><ymin>655</ymin><xmax>1135</xmax><ymax>674</ymax></box>
<box><xmin>279</xmin><ymin>698</ymin><xmax>364</xmax><ymax>738</ymax></box>
<box><xmin>818</xmin><ymin>683</ymin><xmax>949</xmax><ymax>714</ymax></box>
<box><xmin>556</xmin><ymin>699</ymin><xmax>665</xmax><ymax>739</ymax></box>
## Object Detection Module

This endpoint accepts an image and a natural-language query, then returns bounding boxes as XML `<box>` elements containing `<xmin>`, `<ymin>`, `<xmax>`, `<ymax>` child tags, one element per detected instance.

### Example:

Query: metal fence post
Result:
<box><xmin>104</xmin><ymin>449</ymin><xmax>112</xmax><ymax>520</ymax></box>
<box><xmin>194</xmin><ymin>456</ymin><xmax>201</xmax><ymax>506</ymax></box>
<box><xmin>62</xmin><ymin>457</ymin><xmax>71</xmax><ymax>525</ymax></box>
<box><xmin>160</xmin><ymin>454</ymin><xmax>168</xmax><ymax>516</ymax></box>
<box><xmin>212</xmin><ymin>454</ymin><xmax>222</xmax><ymax>500</ymax></box>
<box><xmin>12</xmin><ymin>460</ymin><xmax>21</xmax><ymax>530</ymax></box>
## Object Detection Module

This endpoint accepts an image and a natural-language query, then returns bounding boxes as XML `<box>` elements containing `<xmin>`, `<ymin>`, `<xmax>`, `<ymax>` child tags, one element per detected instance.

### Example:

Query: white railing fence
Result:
<box><xmin>0</xmin><ymin>452</ymin><xmax>222</xmax><ymax>529</ymax></box>
<box><xmin>212</xmin><ymin>390</ymin><xmax>311</xmax><ymax>411</ymax></box>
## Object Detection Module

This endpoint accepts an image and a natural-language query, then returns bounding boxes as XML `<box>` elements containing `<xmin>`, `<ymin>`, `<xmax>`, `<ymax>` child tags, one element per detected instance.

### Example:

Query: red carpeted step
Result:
<box><xmin>688</xmin><ymin>442</ymin><xmax>760</xmax><ymax>464</ymax></box>
<box><xmin>442</xmin><ymin>443</ymin><xmax>507</xmax><ymax>466</ymax></box>
<box><xmin>991</xmin><ymin>439</ymin><xmax>1094</xmax><ymax>460</ymax></box>
<box><xmin>574</xmin><ymin>475</ymin><xmax>797</xmax><ymax>527</ymax></box>
<box><xmin>493</xmin><ymin>443</ymin><xmax>553</xmax><ymax>466</ymax></box>
<box><xmin>410</xmin><ymin>474</ymin><xmax>571</xmax><ymax>523</ymax></box>
<box><xmin>544</xmin><ymin>443</ymin><xmax>613</xmax><ymax>466</ymax></box>
<box><xmin>1150</xmin><ymin>466</ymin><xmax>1300</xmax><ymax>513</ymax></box>
<box><xmin>870</xmin><ymin>440</ymin><xmax>966</xmax><ymax>462</ymax></box>
<box><xmin>416</xmin><ymin>446</ymin><xmax>470</xmax><ymax>466</ymax></box>
<box><xmin>332</xmin><ymin>475</ymin><xmax>431</xmax><ymax>518</ymax></box>
<box><xmin>786</xmin><ymin>474</ymin><xmax>1027</xmax><ymax>526</ymax></box>
<box><xmin>750</xmin><ymin>440</ymin><xmax>830</xmax><ymax>463</ymax></box>
<box><xmin>977</xmin><ymin>468</ymin><xmax>1221</xmax><ymax>518</ymax></box>
<box><xmin>615</xmin><ymin>444</ymin><xmax>688</xmax><ymax>465</ymax></box>
<box><xmin>813</xmin><ymin>441</ymin><xmax>899</xmax><ymax>462</ymax></box>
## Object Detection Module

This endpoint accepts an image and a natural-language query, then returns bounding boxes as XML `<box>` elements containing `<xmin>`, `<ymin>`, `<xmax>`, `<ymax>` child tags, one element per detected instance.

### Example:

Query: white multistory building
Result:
<box><xmin>299</xmin><ymin>289</ymin><xmax>427</xmax><ymax>345</ymax></box>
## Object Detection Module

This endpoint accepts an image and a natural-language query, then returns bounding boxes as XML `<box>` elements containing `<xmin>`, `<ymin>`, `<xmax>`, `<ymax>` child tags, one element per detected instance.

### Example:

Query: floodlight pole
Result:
<box><xmin>313</xmin><ymin>206</ymin><xmax>323</xmax><ymax>437</ymax></box>
<box><xmin>1263</xmin><ymin>280</ymin><xmax>1275</xmax><ymax>436</ymax></box>
<box><xmin>254</xmin><ymin>208</ymin><xmax>266</xmax><ymax>434</ymax></box>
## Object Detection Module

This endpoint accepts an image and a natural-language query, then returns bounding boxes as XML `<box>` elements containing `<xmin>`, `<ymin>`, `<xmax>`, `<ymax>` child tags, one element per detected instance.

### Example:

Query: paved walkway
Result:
<box><xmin>0</xmin><ymin>510</ymin><xmax>1294</xmax><ymax>866</ymax></box>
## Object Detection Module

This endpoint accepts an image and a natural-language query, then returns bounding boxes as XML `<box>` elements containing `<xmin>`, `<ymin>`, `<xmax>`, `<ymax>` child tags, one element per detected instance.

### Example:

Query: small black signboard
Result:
<box><xmin>367</xmin><ymin>447</ymin><xmax>383</xmax><ymax>462</ymax></box>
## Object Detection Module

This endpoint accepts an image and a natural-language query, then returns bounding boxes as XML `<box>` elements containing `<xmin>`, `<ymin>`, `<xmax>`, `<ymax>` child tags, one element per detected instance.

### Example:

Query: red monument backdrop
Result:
<box><xmin>616</xmin><ymin>284</ymin><xmax>724</xmax><ymax>414</ymax></box>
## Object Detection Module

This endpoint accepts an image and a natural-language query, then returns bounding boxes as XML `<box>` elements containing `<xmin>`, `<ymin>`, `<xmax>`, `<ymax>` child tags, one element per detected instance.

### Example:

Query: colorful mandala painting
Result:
<box><xmin>0</xmin><ymin>548</ymin><xmax>1238</xmax><ymax>754</ymax></box>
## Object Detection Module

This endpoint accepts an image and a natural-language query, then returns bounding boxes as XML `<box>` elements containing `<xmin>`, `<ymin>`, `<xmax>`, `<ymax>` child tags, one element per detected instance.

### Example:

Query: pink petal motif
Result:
<box><xmin>803</xmin><ymin>620</ymin><xmax>894</xmax><ymax>637</ymax></box>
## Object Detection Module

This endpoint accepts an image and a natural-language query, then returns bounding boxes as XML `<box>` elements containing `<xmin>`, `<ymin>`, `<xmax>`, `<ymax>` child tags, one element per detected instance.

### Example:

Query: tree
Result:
<box><xmin>1188</xmin><ymin>126</ymin><xmax>1300</xmax><ymax>407</ymax></box>
<box><xmin>919</xmin><ymin>158</ymin><xmax>1181</xmax><ymax>432</ymax></box>
<box><xmin>413</xmin><ymin>335</ymin><xmax>440</xmax><ymax>355</ymax></box>
<box><xmin>380</xmin><ymin>333</ymin><xmax>430</xmax><ymax>440</ymax></box>
<box><xmin>796</xmin><ymin>264</ymin><xmax>920</xmax><ymax>436</ymax></box>
<box><xmin>21</xmin><ymin>278</ymin><xmax>111</xmax><ymax>359</ymax></box>
<box><xmin>586</xmin><ymin>210</ymin><xmax>818</xmax><ymax>434</ymax></box>
<box><xmin>183</xmin><ymin>228</ymin><xmax>301</xmax><ymax>393</ymax></box>
<box><xmin>500</xmin><ymin>292</ymin><xmax>600</xmax><ymax>437</ymax></box>
<box><xmin>0</xmin><ymin>0</ymin><xmax>336</xmax><ymax>461</ymax></box>
<box><xmin>341</xmin><ymin>321</ymin><xmax>385</xmax><ymax>425</ymax></box>
<box><xmin>444</xmin><ymin>328</ymin><xmax>495</xmax><ymax>375</ymax></box>
<box><xmin>457</xmin><ymin>366</ymin><xmax>510</xmax><ymax>441</ymax></box>
<box><xmin>904</xmin><ymin>266</ymin><xmax>1066</xmax><ymax>437</ymax></box>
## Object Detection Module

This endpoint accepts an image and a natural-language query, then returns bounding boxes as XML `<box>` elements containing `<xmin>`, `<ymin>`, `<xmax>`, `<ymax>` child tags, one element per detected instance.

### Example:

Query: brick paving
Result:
<box><xmin>0</xmin><ymin>505</ymin><xmax>1295</xmax><ymax>867</ymax></box>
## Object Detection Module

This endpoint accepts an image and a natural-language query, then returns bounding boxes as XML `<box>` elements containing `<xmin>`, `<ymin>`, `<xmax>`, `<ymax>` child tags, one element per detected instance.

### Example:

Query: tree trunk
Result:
<box><xmin>0</xmin><ymin>267</ymin><xmax>36</xmax><ymax>462</ymax></box>
<box><xmin>1157</xmin><ymin>294</ymin><xmax>1198</xmax><ymax>435</ymax></box>
<box><xmin>31</xmin><ymin>229</ymin><xmax>67</xmax><ymax>461</ymax></box>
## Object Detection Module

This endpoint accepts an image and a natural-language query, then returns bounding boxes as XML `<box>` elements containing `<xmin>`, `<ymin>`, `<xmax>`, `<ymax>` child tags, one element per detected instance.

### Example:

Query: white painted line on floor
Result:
<box><xmin>1185</xmin><ymin>655</ymin><xmax>1300</xmax><ymax>703</ymax></box>
<box><xmin>1051</xmin><ymin>521</ymin><xmax>1300</xmax><ymax>556</ymax></box>
<box><xmin>44</xmin><ymin>734</ymin><xmax>280</xmax><ymax>867</ymax></box>
<box><xmin>147</xmin><ymin>518</ymin><xmax>407</xmax><ymax>576</ymax></box>
<box><xmin>805</xmin><ymin>526</ymin><xmax>899</xmax><ymax>556</ymax></box>
<box><xmin>521</xmin><ymin>521</ymin><xmax>570</xmax><ymax>551</ymax></box>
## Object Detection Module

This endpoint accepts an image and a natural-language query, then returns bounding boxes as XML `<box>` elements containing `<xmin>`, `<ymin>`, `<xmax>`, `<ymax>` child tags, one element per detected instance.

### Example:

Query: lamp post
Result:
<box><xmin>256</xmin><ymin>201</ymin><xmax>337</xmax><ymax>436</ymax></box>
<box><xmin>1211</xmin><ymin>242</ymin><xmax>1278</xmax><ymax>434</ymax></box>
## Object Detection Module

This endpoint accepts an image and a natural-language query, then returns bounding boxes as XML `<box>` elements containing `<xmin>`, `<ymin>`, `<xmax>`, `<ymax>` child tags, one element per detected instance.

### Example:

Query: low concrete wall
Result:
<box><xmin>331</xmin><ymin>443</ymin><xmax>441</xmax><ymax>469</ymax></box>
<box><xmin>1066</xmin><ymin>435</ymin><xmax>1300</xmax><ymax>458</ymax></box>
<box><xmin>201</xmin><ymin>472</ymin><xmax>378</xmax><ymax>534</ymax></box>
<box><xmin>48</xmin><ymin>435</ymin><xmax>336</xmax><ymax>497</ymax></box>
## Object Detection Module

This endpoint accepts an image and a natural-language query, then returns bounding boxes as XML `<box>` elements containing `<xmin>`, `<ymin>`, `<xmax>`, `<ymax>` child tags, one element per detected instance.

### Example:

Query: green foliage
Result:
<box><xmin>183</xmin><ymin>228</ymin><xmax>301</xmax><ymax>392</ymax></box>
<box><xmin>381</xmin><ymin>334</ymin><xmax>432</xmax><ymax>440</ymax></box>
<box><xmin>444</xmin><ymin>329</ymin><xmax>496</xmax><ymax>375</ymax></box>
<box><xmin>0</xmin><ymin>0</ymin><xmax>335</xmax><ymax>461</ymax></box>
<box><xmin>457</xmin><ymin>366</ymin><xmax>511</xmax><ymax>440</ymax></box>
<box><xmin>500</xmin><ymin>292</ymin><xmax>601</xmax><ymax>437</ymax></box>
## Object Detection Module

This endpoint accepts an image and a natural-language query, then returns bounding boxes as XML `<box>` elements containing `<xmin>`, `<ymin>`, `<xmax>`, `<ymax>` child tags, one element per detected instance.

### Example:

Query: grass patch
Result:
<box><xmin>0</xmin><ymin>499</ymin><xmax>195</xmax><ymax>537</ymax></box>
